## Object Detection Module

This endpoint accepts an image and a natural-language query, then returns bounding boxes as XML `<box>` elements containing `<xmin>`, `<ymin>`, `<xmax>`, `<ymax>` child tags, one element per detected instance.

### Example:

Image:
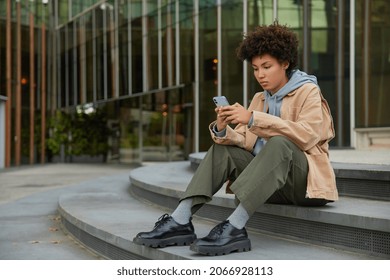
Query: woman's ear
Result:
<box><xmin>283</xmin><ymin>61</ymin><xmax>289</xmax><ymax>70</ymax></box>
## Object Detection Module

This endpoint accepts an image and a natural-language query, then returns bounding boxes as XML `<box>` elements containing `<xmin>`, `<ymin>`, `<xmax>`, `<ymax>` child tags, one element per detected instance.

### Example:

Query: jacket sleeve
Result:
<box><xmin>209</xmin><ymin>121</ymin><xmax>250</xmax><ymax>150</ymax></box>
<box><xmin>248</xmin><ymin>86</ymin><xmax>324</xmax><ymax>151</ymax></box>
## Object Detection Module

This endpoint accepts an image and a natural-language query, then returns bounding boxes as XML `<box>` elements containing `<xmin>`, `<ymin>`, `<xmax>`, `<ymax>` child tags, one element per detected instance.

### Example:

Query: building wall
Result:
<box><xmin>51</xmin><ymin>0</ymin><xmax>357</xmax><ymax>157</ymax></box>
<box><xmin>1</xmin><ymin>0</ymin><xmax>390</xmax><ymax>167</ymax></box>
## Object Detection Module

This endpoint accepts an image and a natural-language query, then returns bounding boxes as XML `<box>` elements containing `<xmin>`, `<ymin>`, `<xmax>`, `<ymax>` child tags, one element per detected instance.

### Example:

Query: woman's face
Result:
<box><xmin>251</xmin><ymin>54</ymin><xmax>289</xmax><ymax>94</ymax></box>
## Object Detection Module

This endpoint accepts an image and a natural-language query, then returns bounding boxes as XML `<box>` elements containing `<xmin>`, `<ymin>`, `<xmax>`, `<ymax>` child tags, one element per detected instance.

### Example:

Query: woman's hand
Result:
<box><xmin>215</xmin><ymin>102</ymin><xmax>252</xmax><ymax>131</ymax></box>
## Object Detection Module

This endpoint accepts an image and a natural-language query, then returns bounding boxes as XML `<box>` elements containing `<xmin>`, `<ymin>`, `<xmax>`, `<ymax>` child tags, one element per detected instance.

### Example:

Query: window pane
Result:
<box><xmin>355</xmin><ymin>0</ymin><xmax>390</xmax><ymax>128</ymax></box>
<box><xmin>221</xmin><ymin>0</ymin><xmax>244</xmax><ymax>104</ymax></box>
<box><xmin>198</xmin><ymin>1</ymin><xmax>218</xmax><ymax>151</ymax></box>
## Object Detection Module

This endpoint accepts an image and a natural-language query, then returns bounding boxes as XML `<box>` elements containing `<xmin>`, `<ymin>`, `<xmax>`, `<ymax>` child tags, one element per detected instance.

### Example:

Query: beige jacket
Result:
<box><xmin>209</xmin><ymin>83</ymin><xmax>338</xmax><ymax>201</ymax></box>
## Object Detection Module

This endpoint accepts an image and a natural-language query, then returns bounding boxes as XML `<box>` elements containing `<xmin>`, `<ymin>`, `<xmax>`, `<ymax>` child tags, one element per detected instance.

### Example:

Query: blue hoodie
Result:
<box><xmin>213</xmin><ymin>69</ymin><xmax>319</xmax><ymax>155</ymax></box>
<box><xmin>263</xmin><ymin>69</ymin><xmax>318</xmax><ymax>117</ymax></box>
<box><xmin>251</xmin><ymin>69</ymin><xmax>318</xmax><ymax>155</ymax></box>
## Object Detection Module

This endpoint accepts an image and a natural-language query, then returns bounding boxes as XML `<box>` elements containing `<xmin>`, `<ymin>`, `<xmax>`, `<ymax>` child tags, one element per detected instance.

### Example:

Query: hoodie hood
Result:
<box><xmin>263</xmin><ymin>69</ymin><xmax>318</xmax><ymax>116</ymax></box>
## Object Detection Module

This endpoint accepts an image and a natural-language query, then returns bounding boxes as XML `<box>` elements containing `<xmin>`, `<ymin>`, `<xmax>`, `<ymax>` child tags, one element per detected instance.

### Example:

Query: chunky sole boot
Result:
<box><xmin>189</xmin><ymin>220</ymin><xmax>251</xmax><ymax>256</ymax></box>
<box><xmin>133</xmin><ymin>214</ymin><xmax>197</xmax><ymax>248</ymax></box>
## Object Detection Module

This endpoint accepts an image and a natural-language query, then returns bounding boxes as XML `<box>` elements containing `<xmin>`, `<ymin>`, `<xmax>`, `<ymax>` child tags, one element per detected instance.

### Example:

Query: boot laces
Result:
<box><xmin>154</xmin><ymin>214</ymin><xmax>171</xmax><ymax>228</ymax></box>
<box><xmin>209</xmin><ymin>221</ymin><xmax>229</xmax><ymax>236</ymax></box>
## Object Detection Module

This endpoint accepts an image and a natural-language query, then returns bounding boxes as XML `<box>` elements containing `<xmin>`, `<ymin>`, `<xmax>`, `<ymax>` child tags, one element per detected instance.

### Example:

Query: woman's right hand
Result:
<box><xmin>215</xmin><ymin>106</ymin><xmax>230</xmax><ymax>131</ymax></box>
<box><xmin>215</xmin><ymin>103</ymin><xmax>251</xmax><ymax>131</ymax></box>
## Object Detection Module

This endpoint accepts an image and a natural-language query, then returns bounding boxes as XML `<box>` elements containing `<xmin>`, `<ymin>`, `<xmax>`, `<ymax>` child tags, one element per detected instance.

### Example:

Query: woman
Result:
<box><xmin>133</xmin><ymin>22</ymin><xmax>338</xmax><ymax>256</ymax></box>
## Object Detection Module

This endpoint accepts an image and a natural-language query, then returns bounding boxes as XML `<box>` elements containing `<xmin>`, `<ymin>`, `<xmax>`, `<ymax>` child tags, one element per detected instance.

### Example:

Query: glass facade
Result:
<box><xmin>1</xmin><ymin>0</ymin><xmax>389</xmax><ymax>167</ymax></box>
<box><xmin>355</xmin><ymin>0</ymin><xmax>390</xmax><ymax>128</ymax></box>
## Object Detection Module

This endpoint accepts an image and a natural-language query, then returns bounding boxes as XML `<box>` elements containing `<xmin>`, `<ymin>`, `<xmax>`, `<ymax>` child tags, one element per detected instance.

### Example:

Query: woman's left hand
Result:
<box><xmin>217</xmin><ymin>103</ymin><xmax>252</xmax><ymax>125</ymax></box>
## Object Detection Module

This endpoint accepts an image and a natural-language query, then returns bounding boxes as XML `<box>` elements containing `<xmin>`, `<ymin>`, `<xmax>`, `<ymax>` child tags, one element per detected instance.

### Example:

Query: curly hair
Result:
<box><xmin>236</xmin><ymin>22</ymin><xmax>298</xmax><ymax>76</ymax></box>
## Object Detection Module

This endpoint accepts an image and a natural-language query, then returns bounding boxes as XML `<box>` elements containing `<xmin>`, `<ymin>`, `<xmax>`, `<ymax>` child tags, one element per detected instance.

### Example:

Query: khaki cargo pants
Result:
<box><xmin>181</xmin><ymin>136</ymin><xmax>328</xmax><ymax>216</ymax></box>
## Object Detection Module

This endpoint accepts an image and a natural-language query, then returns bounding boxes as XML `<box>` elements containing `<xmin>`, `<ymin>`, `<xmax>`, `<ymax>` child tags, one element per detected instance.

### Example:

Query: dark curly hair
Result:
<box><xmin>236</xmin><ymin>22</ymin><xmax>298</xmax><ymax>76</ymax></box>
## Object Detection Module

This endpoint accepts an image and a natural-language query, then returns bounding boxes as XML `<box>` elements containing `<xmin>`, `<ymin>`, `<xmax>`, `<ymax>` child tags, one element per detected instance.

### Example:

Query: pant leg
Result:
<box><xmin>180</xmin><ymin>143</ymin><xmax>254</xmax><ymax>213</ymax></box>
<box><xmin>264</xmin><ymin>136</ymin><xmax>309</xmax><ymax>205</ymax></box>
<box><xmin>229</xmin><ymin>135</ymin><xmax>327</xmax><ymax>216</ymax></box>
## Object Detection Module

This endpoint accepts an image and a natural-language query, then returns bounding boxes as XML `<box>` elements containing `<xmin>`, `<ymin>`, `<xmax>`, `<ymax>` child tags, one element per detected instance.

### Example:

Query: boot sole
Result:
<box><xmin>133</xmin><ymin>234</ymin><xmax>197</xmax><ymax>248</ymax></box>
<box><xmin>190</xmin><ymin>238</ymin><xmax>251</xmax><ymax>256</ymax></box>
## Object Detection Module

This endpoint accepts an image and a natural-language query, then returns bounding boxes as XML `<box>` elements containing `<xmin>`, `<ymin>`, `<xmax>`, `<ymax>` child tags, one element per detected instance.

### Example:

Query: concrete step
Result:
<box><xmin>129</xmin><ymin>161</ymin><xmax>390</xmax><ymax>258</ymax></box>
<box><xmin>57</xmin><ymin>173</ymin><xmax>384</xmax><ymax>260</ymax></box>
<box><xmin>189</xmin><ymin>152</ymin><xmax>390</xmax><ymax>201</ymax></box>
<box><xmin>332</xmin><ymin>162</ymin><xmax>390</xmax><ymax>201</ymax></box>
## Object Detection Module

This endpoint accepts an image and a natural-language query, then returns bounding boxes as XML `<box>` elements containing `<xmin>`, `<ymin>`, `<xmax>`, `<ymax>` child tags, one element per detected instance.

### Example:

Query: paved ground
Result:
<box><xmin>0</xmin><ymin>163</ymin><xmax>136</xmax><ymax>260</ymax></box>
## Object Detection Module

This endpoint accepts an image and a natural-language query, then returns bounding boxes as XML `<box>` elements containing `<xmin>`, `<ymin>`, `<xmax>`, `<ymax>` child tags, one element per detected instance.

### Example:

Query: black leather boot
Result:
<box><xmin>133</xmin><ymin>214</ymin><xmax>197</xmax><ymax>248</ymax></box>
<box><xmin>190</xmin><ymin>220</ymin><xmax>251</xmax><ymax>256</ymax></box>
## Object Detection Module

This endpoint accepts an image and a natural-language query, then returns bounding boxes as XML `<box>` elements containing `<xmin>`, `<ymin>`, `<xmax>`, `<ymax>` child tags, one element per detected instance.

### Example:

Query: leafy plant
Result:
<box><xmin>46</xmin><ymin>108</ymin><xmax>109</xmax><ymax>159</ymax></box>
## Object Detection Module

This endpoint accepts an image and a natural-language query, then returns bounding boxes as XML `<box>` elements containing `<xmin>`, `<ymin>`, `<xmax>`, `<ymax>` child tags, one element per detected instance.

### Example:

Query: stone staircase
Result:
<box><xmin>57</xmin><ymin>151</ymin><xmax>390</xmax><ymax>259</ymax></box>
<box><xmin>128</xmin><ymin>152</ymin><xmax>390</xmax><ymax>259</ymax></box>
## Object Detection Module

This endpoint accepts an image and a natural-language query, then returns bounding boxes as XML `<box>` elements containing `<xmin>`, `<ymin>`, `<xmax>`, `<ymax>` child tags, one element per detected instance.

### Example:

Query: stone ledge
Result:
<box><xmin>355</xmin><ymin>127</ymin><xmax>390</xmax><ymax>149</ymax></box>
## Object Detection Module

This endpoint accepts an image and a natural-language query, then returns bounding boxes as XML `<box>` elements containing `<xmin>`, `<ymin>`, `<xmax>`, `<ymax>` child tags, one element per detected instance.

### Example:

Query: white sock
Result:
<box><xmin>227</xmin><ymin>203</ymin><xmax>250</xmax><ymax>229</ymax></box>
<box><xmin>171</xmin><ymin>198</ymin><xmax>193</xmax><ymax>225</ymax></box>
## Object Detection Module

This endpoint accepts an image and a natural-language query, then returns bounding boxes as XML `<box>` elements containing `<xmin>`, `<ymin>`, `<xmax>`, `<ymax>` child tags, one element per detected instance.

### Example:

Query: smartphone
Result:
<box><xmin>213</xmin><ymin>96</ymin><xmax>230</xmax><ymax>107</ymax></box>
